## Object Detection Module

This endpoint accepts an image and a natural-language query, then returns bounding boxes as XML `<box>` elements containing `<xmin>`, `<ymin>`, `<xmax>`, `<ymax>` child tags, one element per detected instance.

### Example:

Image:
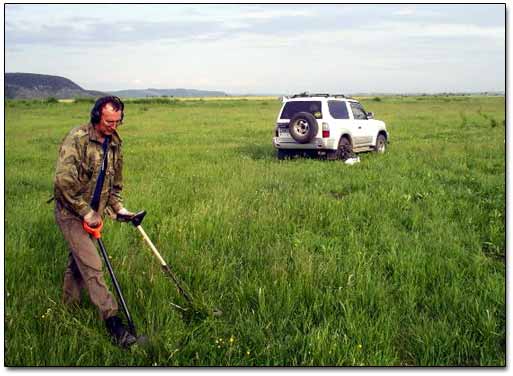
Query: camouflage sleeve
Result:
<box><xmin>108</xmin><ymin>145</ymin><xmax>124</xmax><ymax>213</ymax></box>
<box><xmin>54</xmin><ymin>134</ymin><xmax>93</xmax><ymax>218</ymax></box>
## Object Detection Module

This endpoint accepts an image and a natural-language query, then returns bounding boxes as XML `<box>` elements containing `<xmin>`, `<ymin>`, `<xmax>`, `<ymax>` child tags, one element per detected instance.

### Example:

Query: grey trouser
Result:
<box><xmin>55</xmin><ymin>201</ymin><xmax>118</xmax><ymax>320</ymax></box>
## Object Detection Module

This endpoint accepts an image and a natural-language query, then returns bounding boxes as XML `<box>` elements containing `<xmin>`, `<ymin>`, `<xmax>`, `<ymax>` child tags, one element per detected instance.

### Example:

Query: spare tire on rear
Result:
<box><xmin>288</xmin><ymin>112</ymin><xmax>319</xmax><ymax>144</ymax></box>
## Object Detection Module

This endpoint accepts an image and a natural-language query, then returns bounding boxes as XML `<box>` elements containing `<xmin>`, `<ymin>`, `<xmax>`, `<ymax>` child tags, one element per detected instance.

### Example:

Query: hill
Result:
<box><xmin>5</xmin><ymin>73</ymin><xmax>105</xmax><ymax>99</ymax></box>
<box><xmin>109</xmin><ymin>88</ymin><xmax>228</xmax><ymax>98</ymax></box>
<box><xmin>5</xmin><ymin>73</ymin><xmax>229</xmax><ymax>99</ymax></box>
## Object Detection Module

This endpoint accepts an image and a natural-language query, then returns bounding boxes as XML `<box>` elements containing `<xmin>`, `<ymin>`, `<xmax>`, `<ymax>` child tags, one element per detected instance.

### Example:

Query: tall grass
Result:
<box><xmin>5</xmin><ymin>96</ymin><xmax>505</xmax><ymax>366</ymax></box>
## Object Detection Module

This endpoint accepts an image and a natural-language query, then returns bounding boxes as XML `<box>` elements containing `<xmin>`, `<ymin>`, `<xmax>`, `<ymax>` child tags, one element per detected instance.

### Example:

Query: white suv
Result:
<box><xmin>273</xmin><ymin>93</ymin><xmax>389</xmax><ymax>160</ymax></box>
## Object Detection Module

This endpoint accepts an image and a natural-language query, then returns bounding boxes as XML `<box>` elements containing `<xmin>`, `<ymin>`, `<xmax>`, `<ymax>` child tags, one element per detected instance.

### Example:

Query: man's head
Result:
<box><xmin>90</xmin><ymin>96</ymin><xmax>124</xmax><ymax>137</ymax></box>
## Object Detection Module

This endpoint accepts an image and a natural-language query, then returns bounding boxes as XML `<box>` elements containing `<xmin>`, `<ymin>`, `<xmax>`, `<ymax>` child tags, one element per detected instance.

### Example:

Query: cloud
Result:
<box><xmin>5</xmin><ymin>4</ymin><xmax>319</xmax><ymax>48</ymax></box>
<box><xmin>363</xmin><ymin>21</ymin><xmax>504</xmax><ymax>41</ymax></box>
<box><xmin>5</xmin><ymin>4</ymin><xmax>504</xmax><ymax>50</ymax></box>
<box><xmin>393</xmin><ymin>8</ymin><xmax>415</xmax><ymax>16</ymax></box>
<box><xmin>4</xmin><ymin>4</ymin><xmax>504</xmax><ymax>93</ymax></box>
<box><xmin>6</xmin><ymin>19</ymin><xmax>229</xmax><ymax>47</ymax></box>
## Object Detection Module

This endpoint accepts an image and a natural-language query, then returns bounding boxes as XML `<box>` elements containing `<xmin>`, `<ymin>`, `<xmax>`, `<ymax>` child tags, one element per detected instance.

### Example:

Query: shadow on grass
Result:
<box><xmin>238</xmin><ymin>144</ymin><xmax>276</xmax><ymax>160</ymax></box>
<box><xmin>238</xmin><ymin>144</ymin><xmax>331</xmax><ymax>162</ymax></box>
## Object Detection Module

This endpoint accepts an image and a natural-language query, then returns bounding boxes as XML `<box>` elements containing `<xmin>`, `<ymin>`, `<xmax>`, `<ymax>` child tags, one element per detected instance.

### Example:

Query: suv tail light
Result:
<box><xmin>322</xmin><ymin>122</ymin><xmax>330</xmax><ymax>138</ymax></box>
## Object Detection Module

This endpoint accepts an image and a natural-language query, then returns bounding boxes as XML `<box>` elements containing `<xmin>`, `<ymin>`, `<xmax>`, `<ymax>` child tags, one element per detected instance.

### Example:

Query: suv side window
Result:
<box><xmin>280</xmin><ymin>101</ymin><xmax>322</xmax><ymax>119</ymax></box>
<box><xmin>328</xmin><ymin>100</ymin><xmax>349</xmax><ymax>119</ymax></box>
<box><xmin>350</xmin><ymin>102</ymin><xmax>368</xmax><ymax>120</ymax></box>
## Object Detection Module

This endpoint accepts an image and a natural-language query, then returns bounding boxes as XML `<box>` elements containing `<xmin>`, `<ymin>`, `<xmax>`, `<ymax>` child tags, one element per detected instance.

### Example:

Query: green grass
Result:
<box><xmin>5</xmin><ymin>96</ymin><xmax>505</xmax><ymax>366</ymax></box>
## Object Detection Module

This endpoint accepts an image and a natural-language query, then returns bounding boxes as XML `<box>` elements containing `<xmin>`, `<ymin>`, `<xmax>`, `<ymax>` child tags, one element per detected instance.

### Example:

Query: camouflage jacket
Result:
<box><xmin>54</xmin><ymin>123</ymin><xmax>124</xmax><ymax>218</ymax></box>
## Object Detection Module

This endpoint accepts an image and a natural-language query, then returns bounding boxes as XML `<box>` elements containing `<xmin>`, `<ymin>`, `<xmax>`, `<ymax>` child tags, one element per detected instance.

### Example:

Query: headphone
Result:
<box><xmin>90</xmin><ymin>96</ymin><xmax>125</xmax><ymax>125</ymax></box>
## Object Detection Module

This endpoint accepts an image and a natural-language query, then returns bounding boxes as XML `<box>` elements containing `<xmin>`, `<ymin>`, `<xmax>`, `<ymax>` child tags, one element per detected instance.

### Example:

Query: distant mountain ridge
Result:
<box><xmin>108</xmin><ymin>88</ymin><xmax>228</xmax><ymax>98</ymax></box>
<box><xmin>5</xmin><ymin>73</ymin><xmax>105</xmax><ymax>99</ymax></box>
<box><xmin>5</xmin><ymin>72</ymin><xmax>228</xmax><ymax>99</ymax></box>
<box><xmin>5</xmin><ymin>72</ymin><xmax>504</xmax><ymax>100</ymax></box>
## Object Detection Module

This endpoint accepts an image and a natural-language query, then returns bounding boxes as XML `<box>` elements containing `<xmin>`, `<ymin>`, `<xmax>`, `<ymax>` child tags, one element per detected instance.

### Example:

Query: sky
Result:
<box><xmin>4</xmin><ymin>4</ymin><xmax>505</xmax><ymax>94</ymax></box>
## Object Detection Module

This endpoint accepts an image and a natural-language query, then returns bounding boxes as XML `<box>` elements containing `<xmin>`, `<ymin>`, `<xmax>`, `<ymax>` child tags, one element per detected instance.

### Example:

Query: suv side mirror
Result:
<box><xmin>366</xmin><ymin>112</ymin><xmax>374</xmax><ymax>119</ymax></box>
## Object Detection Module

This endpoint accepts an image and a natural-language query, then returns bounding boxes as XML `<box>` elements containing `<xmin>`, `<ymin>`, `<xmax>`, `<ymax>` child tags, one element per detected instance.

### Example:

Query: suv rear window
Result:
<box><xmin>280</xmin><ymin>101</ymin><xmax>322</xmax><ymax>119</ymax></box>
<box><xmin>328</xmin><ymin>100</ymin><xmax>349</xmax><ymax>119</ymax></box>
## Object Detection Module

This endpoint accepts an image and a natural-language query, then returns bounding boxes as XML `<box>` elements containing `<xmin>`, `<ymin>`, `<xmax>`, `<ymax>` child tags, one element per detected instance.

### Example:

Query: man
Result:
<box><xmin>54</xmin><ymin>96</ymin><xmax>137</xmax><ymax>348</ymax></box>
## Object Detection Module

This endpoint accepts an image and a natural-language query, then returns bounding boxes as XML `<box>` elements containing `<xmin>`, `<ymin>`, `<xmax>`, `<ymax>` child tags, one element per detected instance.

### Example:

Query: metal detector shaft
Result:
<box><xmin>128</xmin><ymin>211</ymin><xmax>223</xmax><ymax>318</ymax></box>
<box><xmin>134</xmin><ymin>224</ymin><xmax>194</xmax><ymax>305</ymax></box>
<box><xmin>85</xmin><ymin>138</ymin><xmax>139</xmax><ymax>336</ymax></box>
<box><xmin>96</xmin><ymin>237</ymin><xmax>137</xmax><ymax>336</ymax></box>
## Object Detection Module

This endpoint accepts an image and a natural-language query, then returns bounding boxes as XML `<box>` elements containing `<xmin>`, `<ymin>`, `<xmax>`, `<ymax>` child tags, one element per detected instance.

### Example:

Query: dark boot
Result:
<box><xmin>105</xmin><ymin>316</ymin><xmax>137</xmax><ymax>348</ymax></box>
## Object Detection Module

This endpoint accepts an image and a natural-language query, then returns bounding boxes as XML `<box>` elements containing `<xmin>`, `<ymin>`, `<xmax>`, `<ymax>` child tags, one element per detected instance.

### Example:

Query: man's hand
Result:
<box><xmin>116</xmin><ymin>207</ymin><xmax>136</xmax><ymax>222</ymax></box>
<box><xmin>84</xmin><ymin>210</ymin><xmax>102</xmax><ymax>228</ymax></box>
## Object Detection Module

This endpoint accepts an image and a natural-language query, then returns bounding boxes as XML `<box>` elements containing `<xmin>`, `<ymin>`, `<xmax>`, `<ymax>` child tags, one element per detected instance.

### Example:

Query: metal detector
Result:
<box><xmin>121</xmin><ymin>211</ymin><xmax>222</xmax><ymax>318</ymax></box>
<box><xmin>82</xmin><ymin>135</ymin><xmax>145</xmax><ymax>344</ymax></box>
<box><xmin>82</xmin><ymin>221</ymin><xmax>138</xmax><ymax>336</ymax></box>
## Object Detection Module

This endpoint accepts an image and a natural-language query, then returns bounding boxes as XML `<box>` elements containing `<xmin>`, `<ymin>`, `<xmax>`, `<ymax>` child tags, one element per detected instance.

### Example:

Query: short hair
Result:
<box><xmin>90</xmin><ymin>96</ymin><xmax>124</xmax><ymax>125</ymax></box>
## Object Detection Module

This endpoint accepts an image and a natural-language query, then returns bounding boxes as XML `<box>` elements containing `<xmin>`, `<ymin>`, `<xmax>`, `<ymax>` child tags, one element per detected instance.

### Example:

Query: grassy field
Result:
<box><xmin>5</xmin><ymin>95</ymin><xmax>505</xmax><ymax>366</ymax></box>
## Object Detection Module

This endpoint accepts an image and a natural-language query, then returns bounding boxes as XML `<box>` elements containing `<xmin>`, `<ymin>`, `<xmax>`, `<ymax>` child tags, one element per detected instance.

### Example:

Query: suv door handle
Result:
<box><xmin>358</xmin><ymin>126</ymin><xmax>362</xmax><ymax>129</ymax></box>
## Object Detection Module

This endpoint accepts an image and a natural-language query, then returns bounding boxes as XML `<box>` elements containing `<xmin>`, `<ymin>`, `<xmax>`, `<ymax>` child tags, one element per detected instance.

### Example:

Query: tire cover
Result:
<box><xmin>288</xmin><ymin>112</ymin><xmax>319</xmax><ymax>144</ymax></box>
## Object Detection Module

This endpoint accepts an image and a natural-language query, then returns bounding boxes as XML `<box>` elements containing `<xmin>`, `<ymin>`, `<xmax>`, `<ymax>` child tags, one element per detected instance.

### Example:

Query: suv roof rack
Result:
<box><xmin>291</xmin><ymin>92</ymin><xmax>346</xmax><ymax>98</ymax></box>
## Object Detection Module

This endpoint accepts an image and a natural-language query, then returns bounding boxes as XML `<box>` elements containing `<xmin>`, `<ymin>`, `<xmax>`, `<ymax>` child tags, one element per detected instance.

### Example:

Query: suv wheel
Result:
<box><xmin>375</xmin><ymin>134</ymin><xmax>386</xmax><ymax>153</ymax></box>
<box><xmin>288</xmin><ymin>112</ymin><xmax>319</xmax><ymax>144</ymax></box>
<box><xmin>337</xmin><ymin>136</ymin><xmax>354</xmax><ymax>161</ymax></box>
